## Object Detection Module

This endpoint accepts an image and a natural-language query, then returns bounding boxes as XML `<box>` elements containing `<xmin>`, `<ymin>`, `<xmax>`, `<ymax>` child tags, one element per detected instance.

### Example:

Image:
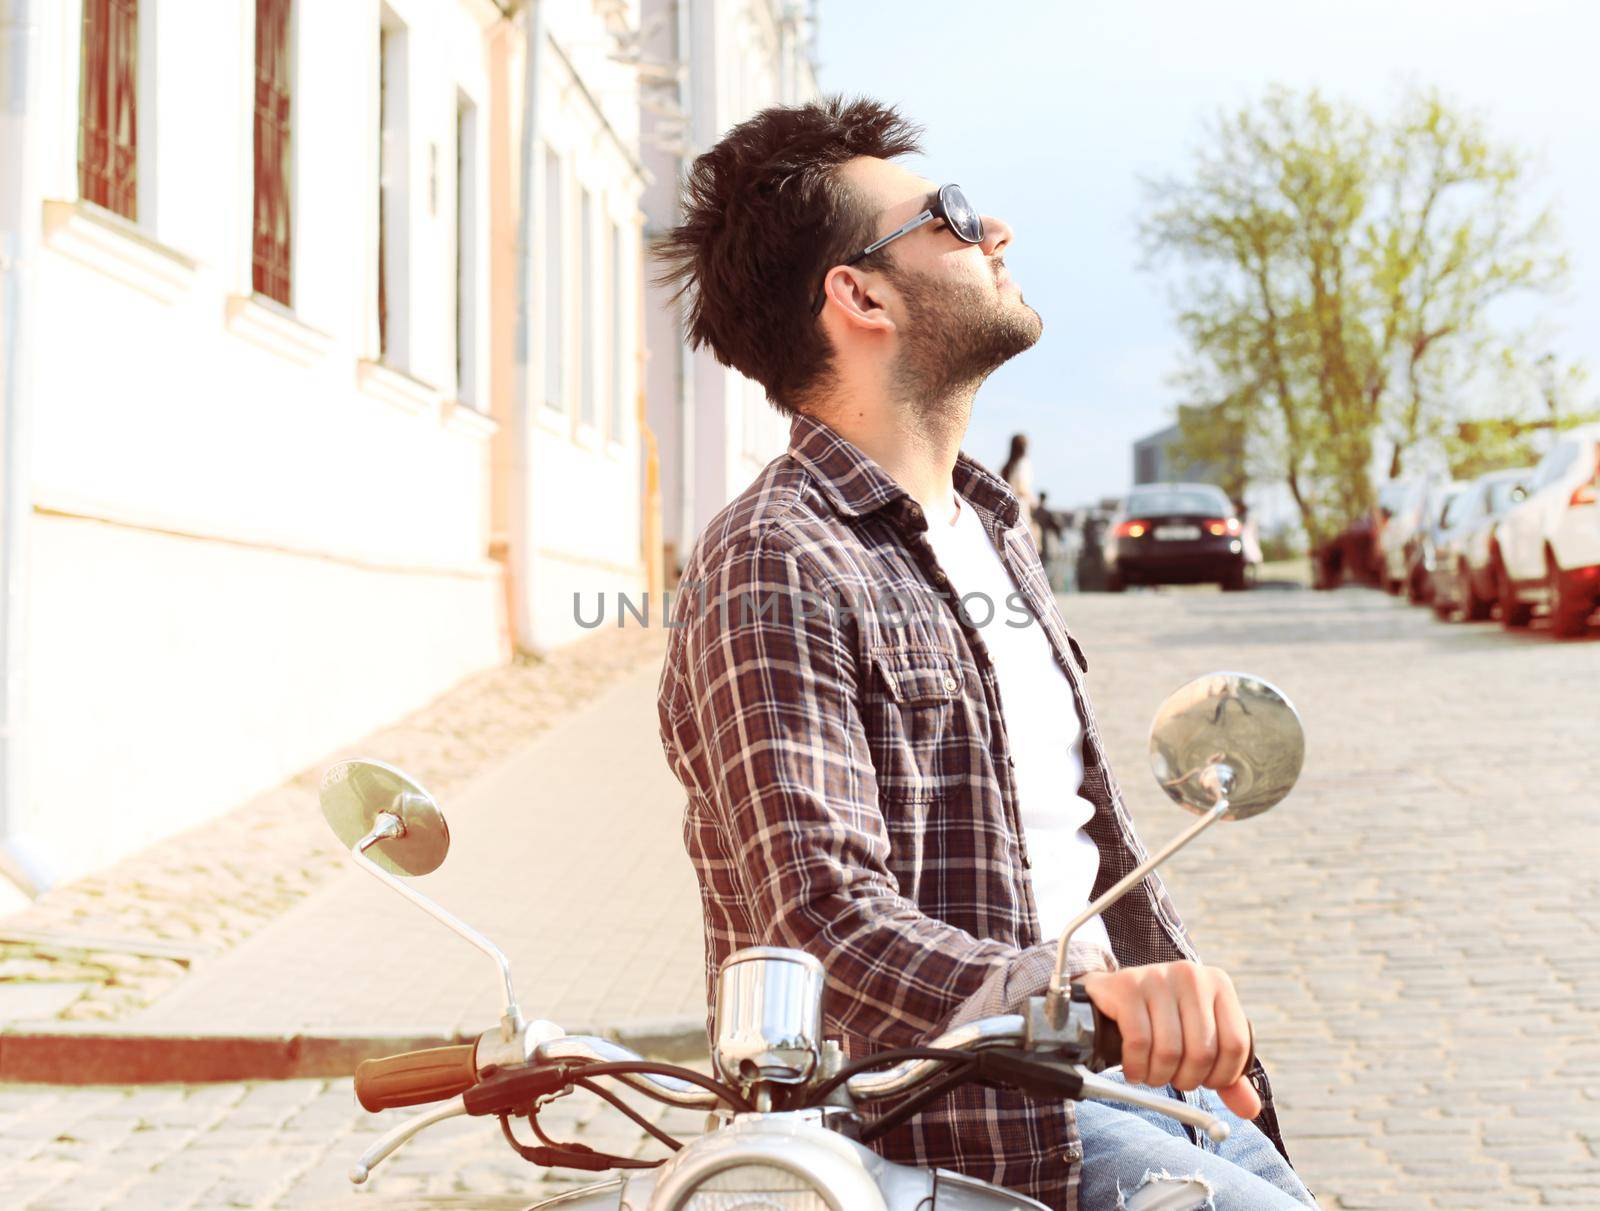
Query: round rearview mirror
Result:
<box><xmin>1148</xmin><ymin>672</ymin><xmax>1304</xmax><ymax>820</ymax></box>
<box><xmin>319</xmin><ymin>758</ymin><xmax>449</xmax><ymax>876</ymax></box>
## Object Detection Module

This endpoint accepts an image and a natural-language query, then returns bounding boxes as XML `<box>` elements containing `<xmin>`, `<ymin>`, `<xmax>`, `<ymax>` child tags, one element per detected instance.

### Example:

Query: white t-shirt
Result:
<box><xmin>921</xmin><ymin>493</ymin><xmax>1112</xmax><ymax>956</ymax></box>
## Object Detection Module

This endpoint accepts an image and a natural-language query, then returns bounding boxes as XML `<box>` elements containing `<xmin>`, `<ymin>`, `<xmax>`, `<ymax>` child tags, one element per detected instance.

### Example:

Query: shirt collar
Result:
<box><xmin>787</xmin><ymin>410</ymin><xmax>1023</xmax><ymax>530</ymax></box>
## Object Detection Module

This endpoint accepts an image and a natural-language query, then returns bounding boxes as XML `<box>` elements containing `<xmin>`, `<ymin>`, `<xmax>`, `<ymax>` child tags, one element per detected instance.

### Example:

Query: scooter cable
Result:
<box><xmin>804</xmin><ymin>1046</ymin><xmax>976</xmax><ymax>1106</ymax></box>
<box><xmin>560</xmin><ymin>1059</ymin><xmax>755</xmax><ymax>1114</ymax></box>
<box><xmin>571</xmin><ymin>1076</ymin><xmax>685</xmax><ymax>1151</ymax></box>
<box><xmin>855</xmin><ymin>1058</ymin><xmax>981</xmax><ymax>1144</ymax></box>
<box><xmin>499</xmin><ymin>1110</ymin><xmax>662</xmax><ymax>1171</ymax></box>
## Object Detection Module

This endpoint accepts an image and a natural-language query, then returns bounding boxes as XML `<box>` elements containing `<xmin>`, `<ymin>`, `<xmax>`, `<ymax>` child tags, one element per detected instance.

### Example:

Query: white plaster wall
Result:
<box><xmin>13</xmin><ymin>0</ymin><xmax>509</xmax><ymax>884</ymax></box>
<box><xmin>29</xmin><ymin>257</ymin><xmax>496</xmax><ymax>572</ymax></box>
<box><xmin>24</xmin><ymin>515</ymin><xmax>504</xmax><ymax>882</ymax></box>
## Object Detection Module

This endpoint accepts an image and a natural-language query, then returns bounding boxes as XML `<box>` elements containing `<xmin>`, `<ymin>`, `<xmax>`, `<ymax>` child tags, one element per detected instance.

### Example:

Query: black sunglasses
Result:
<box><xmin>810</xmin><ymin>183</ymin><xmax>985</xmax><ymax>316</ymax></box>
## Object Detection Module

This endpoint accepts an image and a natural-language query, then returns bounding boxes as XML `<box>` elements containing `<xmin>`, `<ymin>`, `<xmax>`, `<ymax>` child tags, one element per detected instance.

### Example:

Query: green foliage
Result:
<box><xmin>1445</xmin><ymin>353</ymin><xmax>1597</xmax><ymax>479</ymax></box>
<box><xmin>1258</xmin><ymin>531</ymin><xmax>1305</xmax><ymax>563</ymax></box>
<box><xmin>1141</xmin><ymin>85</ymin><xmax>1573</xmax><ymax>544</ymax></box>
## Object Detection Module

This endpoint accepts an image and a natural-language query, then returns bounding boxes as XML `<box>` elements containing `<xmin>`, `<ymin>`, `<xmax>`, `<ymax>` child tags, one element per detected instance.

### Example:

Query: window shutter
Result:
<box><xmin>252</xmin><ymin>0</ymin><xmax>294</xmax><ymax>306</ymax></box>
<box><xmin>78</xmin><ymin>0</ymin><xmax>139</xmax><ymax>220</ymax></box>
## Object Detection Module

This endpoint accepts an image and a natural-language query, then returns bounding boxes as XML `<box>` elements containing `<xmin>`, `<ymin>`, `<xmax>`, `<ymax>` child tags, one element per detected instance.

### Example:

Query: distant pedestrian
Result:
<box><xmin>1234</xmin><ymin>499</ymin><xmax>1264</xmax><ymax>566</ymax></box>
<box><xmin>1036</xmin><ymin>490</ymin><xmax>1055</xmax><ymax>553</ymax></box>
<box><xmin>1036</xmin><ymin>491</ymin><xmax>1077</xmax><ymax>593</ymax></box>
<box><xmin>1000</xmin><ymin>433</ymin><xmax>1042</xmax><ymax>549</ymax></box>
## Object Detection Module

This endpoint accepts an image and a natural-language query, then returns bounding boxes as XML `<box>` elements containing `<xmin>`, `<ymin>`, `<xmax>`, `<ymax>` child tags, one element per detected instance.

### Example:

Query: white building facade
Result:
<box><xmin>639</xmin><ymin>0</ymin><xmax>819</xmax><ymax>576</ymax></box>
<box><xmin>0</xmin><ymin>0</ymin><xmax>672</xmax><ymax>896</ymax></box>
<box><xmin>0</xmin><ymin>0</ymin><xmax>624</xmax><ymax>894</ymax></box>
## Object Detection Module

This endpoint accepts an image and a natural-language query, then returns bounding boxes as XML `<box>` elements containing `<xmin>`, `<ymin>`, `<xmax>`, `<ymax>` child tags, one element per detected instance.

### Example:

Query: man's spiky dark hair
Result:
<box><xmin>653</xmin><ymin>96</ymin><xmax>923</xmax><ymax>414</ymax></box>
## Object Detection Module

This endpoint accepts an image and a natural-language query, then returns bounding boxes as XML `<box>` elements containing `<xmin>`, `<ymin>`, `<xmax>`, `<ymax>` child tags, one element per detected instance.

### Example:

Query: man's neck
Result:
<box><xmin>811</xmin><ymin>387</ymin><xmax>972</xmax><ymax>524</ymax></box>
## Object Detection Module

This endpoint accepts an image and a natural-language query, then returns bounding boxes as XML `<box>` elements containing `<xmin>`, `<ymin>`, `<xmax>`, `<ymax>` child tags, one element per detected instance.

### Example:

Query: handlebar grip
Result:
<box><xmin>355</xmin><ymin>1044</ymin><xmax>479</xmax><ymax>1113</ymax></box>
<box><xmin>1086</xmin><ymin>998</ymin><xmax>1258</xmax><ymax>1081</ymax></box>
<box><xmin>1089</xmin><ymin>1000</ymin><xmax>1122</xmax><ymax>1072</ymax></box>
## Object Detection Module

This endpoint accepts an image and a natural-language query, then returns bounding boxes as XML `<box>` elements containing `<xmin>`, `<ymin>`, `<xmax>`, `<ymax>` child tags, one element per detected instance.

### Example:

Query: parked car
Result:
<box><xmin>1406</xmin><ymin>479</ymin><xmax>1468</xmax><ymax>603</ymax></box>
<box><xmin>1428</xmin><ymin>468</ymin><xmax>1531</xmax><ymax>621</ymax></box>
<box><xmin>1312</xmin><ymin>511</ymin><xmax>1381</xmax><ymax>589</ymax></box>
<box><xmin>1490</xmin><ymin>423</ymin><xmax>1600</xmax><ymax>636</ymax></box>
<box><xmin>1376</xmin><ymin>477</ymin><xmax>1431</xmax><ymax>595</ymax></box>
<box><xmin>1104</xmin><ymin>482</ymin><xmax>1255</xmax><ymax>591</ymax></box>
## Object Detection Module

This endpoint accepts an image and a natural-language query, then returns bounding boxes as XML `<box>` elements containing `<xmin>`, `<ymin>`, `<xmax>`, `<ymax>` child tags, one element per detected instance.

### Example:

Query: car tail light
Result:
<box><xmin>1570</xmin><ymin>450</ymin><xmax>1599</xmax><ymax>506</ymax></box>
<box><xmin>1204</xmin><ymin>518</ymin><xmax>1242</xmax><ymax>537</ymax></box>
<box><xmin>1113</xmin><ymin>519</ymin><xmax>1150</xmax><ymax>538</ymax></box>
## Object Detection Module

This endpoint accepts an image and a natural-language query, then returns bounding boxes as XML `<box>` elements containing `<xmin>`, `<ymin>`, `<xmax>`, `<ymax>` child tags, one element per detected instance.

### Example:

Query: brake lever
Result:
<box><xmin>1073</xmin><ymin>1066</ymin><xmax>1230</xmax><ymax>1144</ymax></box>
<box><xmin>969</xmin><ymin>1049</ymin><xmax>1086</xmax><ymax>1100</ymax></box>
<box><xmin>350</xmin><ymin>1096</ymin><xmax>469</xmax><ymax>1184</ymax></box>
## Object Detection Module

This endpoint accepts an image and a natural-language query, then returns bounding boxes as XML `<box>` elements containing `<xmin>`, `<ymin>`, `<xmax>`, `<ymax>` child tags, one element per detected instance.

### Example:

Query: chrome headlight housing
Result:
<box><xmin>678</xmin><ymin>1164</ymin><xmax>830</xmax><ymax>1210</ymax></box>
<box><xmin>647</xmin><ymin>1114</ymin><xmax>896</xmax><ymax>1211</ymax></box>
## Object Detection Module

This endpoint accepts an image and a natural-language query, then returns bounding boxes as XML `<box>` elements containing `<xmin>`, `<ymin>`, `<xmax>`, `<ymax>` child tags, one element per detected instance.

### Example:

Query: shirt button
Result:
<box><xmin>907</xmin><ymin>503</ymin><xmax>922</xmax><ymax>517</ymax></box>
<box><xmin>942</xmin><ymin>675</ymin><xmax>959</xmax><ymax>692</ymax></box>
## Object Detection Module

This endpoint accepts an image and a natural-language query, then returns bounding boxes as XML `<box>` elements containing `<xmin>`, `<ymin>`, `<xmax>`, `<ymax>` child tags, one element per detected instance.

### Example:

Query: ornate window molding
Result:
<box><xmin>357</xmin><ymin>358</ymin><xmax>442</xmax><ymax>419</ymax></box>
<box><xmin>41</xmin><ymin>199</ymin><xmax>197</xmax><ymax>304</ymax></box>
<box><xmin>224</xmin><ymin>293</ymin><xmax>331</xmax><ymax>367</ymax></box>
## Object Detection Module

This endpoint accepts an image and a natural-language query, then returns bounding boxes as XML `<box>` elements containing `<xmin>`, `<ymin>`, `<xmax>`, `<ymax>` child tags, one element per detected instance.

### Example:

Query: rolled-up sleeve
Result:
<box><xmin>672</xmin><ymin>528</ymin><xmax>1114</xmax><ymax>1044</ymax></box>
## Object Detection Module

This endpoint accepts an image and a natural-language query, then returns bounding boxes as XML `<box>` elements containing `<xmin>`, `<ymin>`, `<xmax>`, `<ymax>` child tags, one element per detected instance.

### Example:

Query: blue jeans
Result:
<box><xmin>1077</xmin><ymin>1072</ymin><xmax>1317</xmax><ymax>1209</ymax></box>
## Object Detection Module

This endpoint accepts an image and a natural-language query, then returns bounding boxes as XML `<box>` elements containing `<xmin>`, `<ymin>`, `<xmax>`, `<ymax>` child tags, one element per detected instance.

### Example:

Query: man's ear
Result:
<box><xmin>821</xmin><ymin>265</ymin><xmax>896</xmax><ymax>336</ymax></box>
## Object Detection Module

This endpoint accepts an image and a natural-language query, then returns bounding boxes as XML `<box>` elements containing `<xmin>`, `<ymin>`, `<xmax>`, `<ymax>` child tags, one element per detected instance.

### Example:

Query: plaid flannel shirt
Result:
<box><xmin>657</xmin><ymin>411</ymin><xmax>1287</xmax><ymax>1209</ymax></box>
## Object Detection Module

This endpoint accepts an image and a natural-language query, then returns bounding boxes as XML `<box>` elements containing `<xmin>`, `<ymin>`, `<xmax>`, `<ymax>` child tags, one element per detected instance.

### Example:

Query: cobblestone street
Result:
<box><xmin>2</xmin><ymin>586</ymin><xmax>1597</xmax><ymax>1209</ymax></box>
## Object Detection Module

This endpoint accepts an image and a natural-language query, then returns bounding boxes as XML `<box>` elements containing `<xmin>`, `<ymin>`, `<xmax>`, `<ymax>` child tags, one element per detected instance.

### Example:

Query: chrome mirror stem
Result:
<box><xmin>1045</xmin><ymin>794</ymin><xmax>1231</xmax><ymax>1027</ymax></box>
<box><xmin>353</xmin><ymin>813</ymin><xmax>526</xmax><ymax>1042</ymax></box>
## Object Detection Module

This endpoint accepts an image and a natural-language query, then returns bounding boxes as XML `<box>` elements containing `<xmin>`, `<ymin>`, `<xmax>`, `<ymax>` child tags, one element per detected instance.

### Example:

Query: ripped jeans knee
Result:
<box><xmin>1120</xmin><ymin>1167</ymin><xmax>1216</xmax><ymax>1211</ymax></box>
<box><xmin>1076</xmin><ymin>1078</ymin><xmax>1316</xmax><ymax>1209</ymax></box>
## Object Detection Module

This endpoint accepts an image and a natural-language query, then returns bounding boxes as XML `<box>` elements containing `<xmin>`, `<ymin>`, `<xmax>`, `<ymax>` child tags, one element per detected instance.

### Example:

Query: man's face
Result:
<box><xmin>837</xmin><ymin>157</ymin><xmax>1043</xmax><ymax>406</ymax></box>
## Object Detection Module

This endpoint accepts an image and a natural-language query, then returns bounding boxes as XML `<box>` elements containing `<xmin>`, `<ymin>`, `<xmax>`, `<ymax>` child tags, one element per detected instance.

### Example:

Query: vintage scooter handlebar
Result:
<box><xmin>349</xmin><ymin>991</ymin><xmax>1243</xmax><ymax>1143</ymax></box>
<box><xmin>349</xmin><ymin>999</ymin><xmax>1171</xmax><ymax>1117</ymax></box>
<box><xmin>348</xmin><ymin>1005</ymin><xmax>1229</xmax><ymax>1186</ymax></box>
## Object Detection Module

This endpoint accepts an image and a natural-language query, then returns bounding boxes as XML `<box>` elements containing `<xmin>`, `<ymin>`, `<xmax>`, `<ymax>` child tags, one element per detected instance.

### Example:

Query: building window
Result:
<box><xmin>542</xmin><ymin>147</ymin><xmax>563</xmax><ymax>410</ymax></box>
<box><xmin>78</xmin><ymin>0</ymin><xmax>139</xmax><ymax>220</ymax></box>
<box><xmin>608</xmin><ymin>220</ymin><xmax>625</xmax><ymax>442</ymax></box>
<box><xmin>252</xmin><ymin>0</ymin><xmax>293</xmax><ymax>307</ymax></box>
<box><xmin>455</xmin><ymin>92</ymin><xmax>478</xmax><ymax>406</ymax></box>
<box><xmin>579</xmin><ymin>188</ymin><xmax>596</xmax><ymax>429</ymax></box>
<box><xmin>377</xmin><ymin>7</ymin><xmax>410</xmax><ymax>367</ymax></box>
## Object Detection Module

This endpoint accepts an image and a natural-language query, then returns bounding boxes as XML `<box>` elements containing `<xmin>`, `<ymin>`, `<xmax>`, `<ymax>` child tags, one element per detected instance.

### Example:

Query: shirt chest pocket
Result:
<box><xmin>861</xmin><ymin>644</ymin><xmax>966</xmax><ymax>803</ymax></box>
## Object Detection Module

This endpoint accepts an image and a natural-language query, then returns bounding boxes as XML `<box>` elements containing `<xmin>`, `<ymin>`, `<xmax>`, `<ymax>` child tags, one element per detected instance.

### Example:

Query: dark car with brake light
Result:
<box><xmin>1105</xmin><ymin>483</ymin><xmax>1252</xmax><ymax>592</ymax></box>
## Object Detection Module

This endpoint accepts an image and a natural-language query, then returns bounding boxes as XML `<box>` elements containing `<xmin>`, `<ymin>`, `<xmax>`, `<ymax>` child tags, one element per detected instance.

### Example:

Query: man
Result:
<box><xmin>654</xmin><ymin>98</ymin><xmax>1314</xmax><ymax>1209</ymax></box>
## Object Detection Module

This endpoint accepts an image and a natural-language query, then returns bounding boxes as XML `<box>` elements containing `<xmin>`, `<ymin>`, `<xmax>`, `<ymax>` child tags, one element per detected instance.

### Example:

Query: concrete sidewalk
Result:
<box><xmin>123</xmin><ymin>664</ymin><xmax>705</xmax><ymax>1047</ymax></box>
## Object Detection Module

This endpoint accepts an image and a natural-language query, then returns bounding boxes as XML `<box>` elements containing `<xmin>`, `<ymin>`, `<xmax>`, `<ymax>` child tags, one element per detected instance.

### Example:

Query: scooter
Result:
<box><xmin>317</xmin><ymin>670</ymin><xmax>1304</xmax><ymax>1210</ymax></box>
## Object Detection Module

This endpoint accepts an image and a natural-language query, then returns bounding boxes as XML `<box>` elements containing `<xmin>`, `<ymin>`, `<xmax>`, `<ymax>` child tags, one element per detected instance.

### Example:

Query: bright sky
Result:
<box><xmin>814</xmin><ymin>0</ymin><xmax>1600</xmax><ymax>506</ymax></box>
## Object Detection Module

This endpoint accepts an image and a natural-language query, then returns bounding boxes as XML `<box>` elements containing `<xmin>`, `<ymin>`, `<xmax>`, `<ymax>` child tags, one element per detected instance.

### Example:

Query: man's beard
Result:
<box><xmin>888</xmin><ymin>262</ymin><xmax>1043</xmax><ymax>413</ymax></box>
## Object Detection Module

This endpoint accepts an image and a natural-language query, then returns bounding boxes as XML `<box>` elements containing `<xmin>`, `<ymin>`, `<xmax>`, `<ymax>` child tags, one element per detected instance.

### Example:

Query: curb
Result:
<box><xmin>0</xmin><ymin>1015</ymin><xmax>708</xmax><ymax>1085</ymax></box>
